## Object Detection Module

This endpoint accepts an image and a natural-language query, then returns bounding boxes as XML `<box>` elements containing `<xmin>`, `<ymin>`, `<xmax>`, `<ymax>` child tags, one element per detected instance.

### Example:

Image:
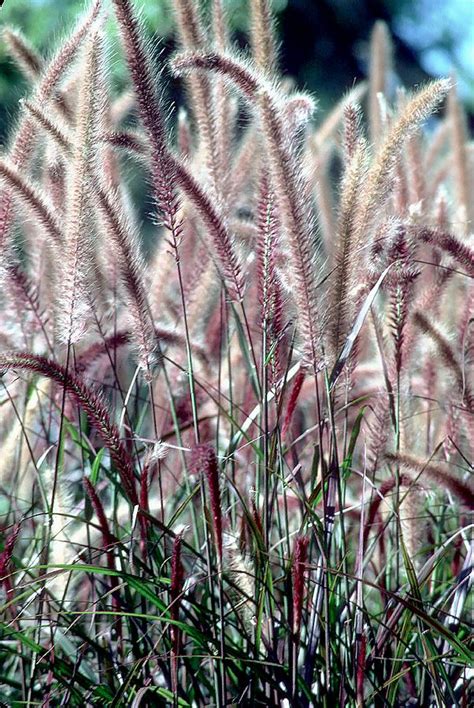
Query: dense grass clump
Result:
<box><xmin>0</xmin><ymin>1</ymin><xmax>472</xmax><ymax>705</ymax></box>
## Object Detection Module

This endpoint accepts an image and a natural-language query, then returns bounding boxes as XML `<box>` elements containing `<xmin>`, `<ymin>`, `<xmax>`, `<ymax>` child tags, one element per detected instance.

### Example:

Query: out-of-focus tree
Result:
<box><xmin>276</xmin><ymin>0</ymin><xmax>473</xmax><ymax>116</ymax></box>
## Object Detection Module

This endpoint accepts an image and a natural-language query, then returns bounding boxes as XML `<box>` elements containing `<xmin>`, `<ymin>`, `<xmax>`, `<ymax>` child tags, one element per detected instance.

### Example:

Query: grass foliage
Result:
<box><xmin>0</xmin><ymin>1</ymin><xmax>472</xmax><ymax>705</ymax></box>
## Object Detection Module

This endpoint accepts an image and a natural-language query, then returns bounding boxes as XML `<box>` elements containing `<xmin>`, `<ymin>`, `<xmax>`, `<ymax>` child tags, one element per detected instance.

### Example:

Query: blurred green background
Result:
<box><xmin>0</xmin><ymin>0</ymin><xmax>473</xmax><ymax>143</ymax></box>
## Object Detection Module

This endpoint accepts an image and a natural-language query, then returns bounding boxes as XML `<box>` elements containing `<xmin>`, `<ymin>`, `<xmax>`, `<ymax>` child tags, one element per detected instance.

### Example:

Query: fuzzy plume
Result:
<box><xmin>447</xmin><ymin>82</ymin><xmax>472</xmax><ymax>231</ymax></box>
<box><xmin>171</xmin><ymin>158</ymin><xmax>243</xmax><ymax>299</ymax></box>
<box><xmin>170</xmin><ymin>532</ymin><xmax>185</xmax><ymax>693</ymax></box>
<box><xmin>385</xmin><ymin>452</ymin><xmax>474</xmax><ymax>507</ymax></box>
<box><xmin>111</xmin><ymin>0</ymin><xmax>181</xmax><ymax>233</ymax></box>
<box><xmin>356</xmin><ymin>79</ymin><xmax>451</xmax><ymax>251</ymax></box>
<box><xmin>292</xmin><ymin>534</ymin><xmax>309</xmax><ymax>637</ymax></box>
<box><xmin>250</xmin><ymin>0</ymin><xmax>277</xmax><ymax>73</ymax></box>
<box><xmin>256</xmin><ymin>174</ymin><xmax>284</xmax><ymax>386</ymax></box>
<box><xmin>0</xmin><ymin>159</ymin><xmax>63</xmax><ymax>246</ymax></box>
<box><xmin>2</xmin><ymin>27</ymin><xmax>43</xmax><ymax>82</ymax></box>
<box><xmin>329</xmin><ymin>133</ymin><xmax>368</xmax><ymax>361</ymax></box>
<box><xmin>0</xmin><ymin>353</ymin><xmax>138</xmax><ymax>506</ymax></box>
<box><xmin>414</xmin><ymin>311</ymin><xmax>473</xmax><ymax>411</ymax></box>
<box><xmin>21</xmin><ymin>99</ymin><xmax>73</xmax><ymax>153</ymax></box>
<box><xmin>0</xmin><ymin>4</ymin><xmax>471</xmax><ymax>702</ymax></box>
<box><xmin>171</xmin><ymin>50</ymin><xmax>323</xmax><ymax>365</ymax></box>
<box><xmin>0</xmin><ymin>523</ymin><xmax>21</xmax><ymax>602</ymax></box>
<box><xmin>0</xmin><ymin>0</ymin><xmax>101</xmax><ymax>255</ymax></box>
<box><xmin>95</xmin><ymin>187</ymin><xmax>158</xmax><ymax>377</ymax></box>
<box><xmin>172</xmin><ymin>0</ymin><xmax>221</xmax><ymax>187</ymax></box>
<box><xmin>55</xmin><ymin>31</ymin><xmax>104</xmax><ymax>345</ymax></box>
<box><xmin>191</xmin><ymin>444</ymin><xmax>223</xmax><ymax>564</ymax></box>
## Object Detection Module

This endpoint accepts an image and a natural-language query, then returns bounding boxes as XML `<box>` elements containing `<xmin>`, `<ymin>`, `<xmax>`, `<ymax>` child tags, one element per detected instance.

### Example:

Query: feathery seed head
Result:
<box><xmin>191</xmin><ymin>443</ymin><xmax>223</xmax><ymax>563</ymax></box>
<box><xmin>292</xmin><ymin>534</ymin><xmax>309</xmax><ymax>637</ymax></box>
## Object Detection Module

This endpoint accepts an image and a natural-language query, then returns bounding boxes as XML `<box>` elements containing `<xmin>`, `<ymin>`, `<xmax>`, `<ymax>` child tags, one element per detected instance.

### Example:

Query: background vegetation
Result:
<box><xmin>1</xmin><ymin>0</ymin><xmax>473</xmax><ymax>144</ymax></box>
